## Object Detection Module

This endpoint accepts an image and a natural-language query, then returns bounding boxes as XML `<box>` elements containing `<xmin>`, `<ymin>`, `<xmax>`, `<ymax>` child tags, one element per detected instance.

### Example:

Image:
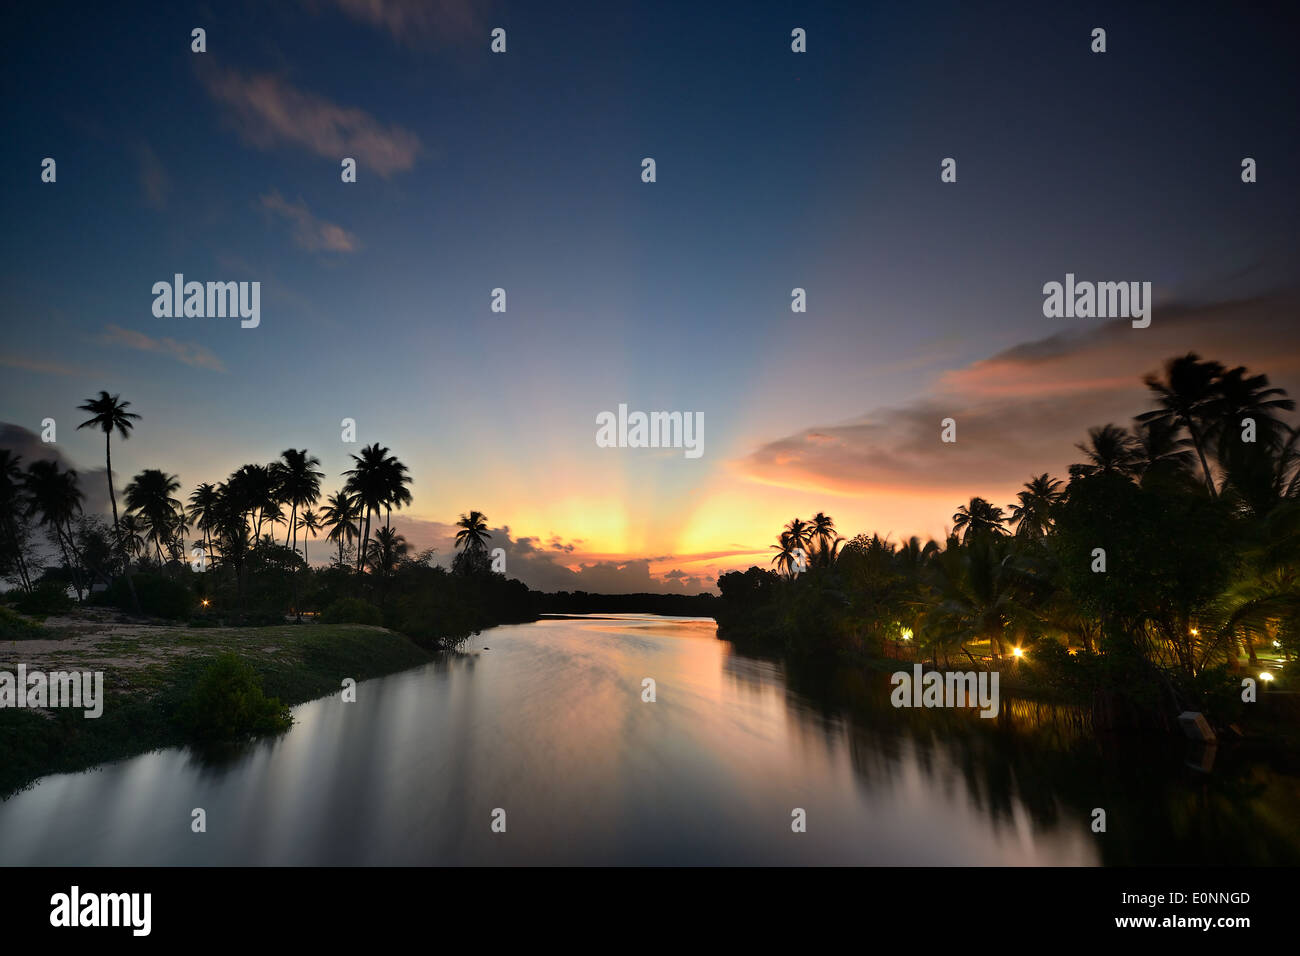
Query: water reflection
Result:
<box><xmin>0</xmin><ymin>615</ymin><xmax>1295</xmax><ymax>865</ymax></box>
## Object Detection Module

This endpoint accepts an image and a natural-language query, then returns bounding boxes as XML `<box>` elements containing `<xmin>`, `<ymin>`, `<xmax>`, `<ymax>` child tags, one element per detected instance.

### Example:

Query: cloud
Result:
<box><xmin>100</xmin><ymin>324</ymin><xmax>226</xmax><ymax>372</ymax></box>
<box><xmin>315</xmin><ymin>0</ymin><xmax>484</xmax><ymax>46</ymax></box>
<box><xmin>259</xmin><ymin>191</ymin><xmax>359</xmax><ymax>252</ymax></box>
<box><xmin>375</xmin><ymin>517</ymin><xmax>717</xmax><ymax>593</ymax></box>
<box><xmin>737</xmin><ymin>292</ymin><xmax>1300</xmax><ymax>501</ymax></box>
<box><xmin>200</xmin><ymin>67</ymin><xmax>421</xmax><ymax>176</ymax></box>
<box><xmin>0</xmin><ymin>353</ymin><xmax>87</xmax><ymax>377</ymax></box>
<box><xmin>0</xmin><ymin>423</ymin><xmax>112</xmax><ymax>518</ymax></box>
<box><xmin>134</xmin><ymin>142</ymin><xmax>170</xmax><ymax>209</ymax></box>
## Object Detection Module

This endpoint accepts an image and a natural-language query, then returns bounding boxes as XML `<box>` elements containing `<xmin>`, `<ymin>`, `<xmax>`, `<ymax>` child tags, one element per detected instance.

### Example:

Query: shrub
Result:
<box><xmin>321</xmin><ymin>597</ymin><xmax>381</xmax><ymax>626</ymax></box>
<box><xmin>175</xmin><ymin>653</ymin><xmax>292</xmax><ymax>744</ymax></box>
<box><xmin>106</xmin><ymin>573</ymin><xmax>194</xmax><ymax>619</ymax></box>
<box><xmin>0</xmin><ymin>606</ymin><xmax>47</xmax><ymax>641</ymax></box>
<box><xmin>11</xmin><ymin>582</ymin><xmax>74</xmax><ymax>617</ymax></box>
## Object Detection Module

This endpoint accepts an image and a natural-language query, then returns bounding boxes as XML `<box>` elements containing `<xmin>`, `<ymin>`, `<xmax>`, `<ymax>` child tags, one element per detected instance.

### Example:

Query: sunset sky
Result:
<box><xmin>2</xmin><ymin>1</ymin><xmax>1298</xmax><ymax>592</ymax></box>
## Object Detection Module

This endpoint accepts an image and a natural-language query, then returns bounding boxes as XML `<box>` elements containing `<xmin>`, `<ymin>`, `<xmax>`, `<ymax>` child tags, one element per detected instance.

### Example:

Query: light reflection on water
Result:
<box><xmin>0</xmin><ymin>615</ymin><xmax>1293</xmax><ymax>865</ymax></box>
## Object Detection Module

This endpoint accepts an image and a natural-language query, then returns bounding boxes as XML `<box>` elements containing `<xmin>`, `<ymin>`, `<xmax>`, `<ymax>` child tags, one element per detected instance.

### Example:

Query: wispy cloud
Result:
<box><xmin>0</xmin><ymin>353</ymin><xmax>87</xmax><ymax>377</ymax></box>
<box><xmin>737</xmin><ymin>292</ymin><xmax>1300</xmax><ymax>500</ymax></box>
<box><xmin>100</xmin><ymin>324</ymin><xmax>226</xmax><ymax>372</ymax></box>
<box><xmin>259</xmin><ymin>191</ymin><xmax>359</xmax><ymax>252</ymax></box>
<box><xmin>134</xmin><ymin>142</ymin><xmax>170</xmax><ymax>209</ymax></box>
<box><xmin>200</xmin><ymin>67</ymin><xmax>421</xmax><ymax>176</ymax></box>
<box><xmin>315</xmin><ymin>0</ymin><xmax>484</xmax><ymax>46</ymax></box>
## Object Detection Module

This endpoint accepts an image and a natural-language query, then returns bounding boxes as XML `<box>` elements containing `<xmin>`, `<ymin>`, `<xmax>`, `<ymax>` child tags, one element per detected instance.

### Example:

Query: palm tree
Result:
<box><xmin>1130</xmin><ymin>419</ymin><xmax>1196</xmax><ymax>481</ymax></box>
<box><xmin>0</xmin><ymin>450</ymin><xmax>33</xmax><ymax>592</ymax></box>
<box><xmin>277</xmin><ymin>448</ymin><xmax>324</xmax><ymax>555</ymax></box>
<box><xmin>951</xmin><ymin>497</ymin><xmax>1007</xmax><ymax>543</ymax></box>
<box><xmin>809</xmin><ymin>512</ymin><xmax>843</xmax><ymax>566</ymax></box>
<box><xmin>782</xmin><ymin>517</ymin><xmax>813</xmax><ymax>567</ymax></box>
<box><xmin>770</xmin><ymin>530</ymin><xmax>799</xmax><ymax>578</ymax></box>
<box><xmin>1213</xmin><ymin>364</ymin><xmax>1295</xmax><ymax>454</ymax></box>
<box><xmin>1070</xmin><ymin>424</ymin><xmax>1138</xmax><ymax>479</ymax></box>
<box><xmin>380</xmin><ymin>454</ymin><xmax>413</xmax><ymax>530</ymax></box>
<box><xmin>1008</xmin><ymin>474</ymin><xmax>1063</xmax><ymax>539</ymax></box>
<box><xmin>321</xmin><ymin>490</ymin><xmax>361</xmax><ymax>567</ymax></box>
<box><xmin>343</xmin><ymin>444</ymin><xmax>399</xmax><ymax>572</ymax></box>
<box><xmin>119</xmin><ymin>513</ymin><xmax>147</xmax><ymax>561</ymax></box>
<box><xmin>23</xmin><ymin>459</ymin><xmax>86</xmax><ymax>599</ymax></box>
<box><xmin>1136</xmin><ymin>353</ymin><xmax>1225</xmax><ymax>495</ymax></box>
<box><xmin>76</xmin><ymin>391</ymin><xmax>140</xmax><ymax>560</ymax></box>
<box><xmin>298</xmin><ymin>508</ymin><xmax>321</xmax><ymax>565</ymax></box>
<box><xmin>123</xmin><ymin>469</ymin><xmax>182</xmax><ymax>564</ymax></box>
<box><xmin>188</xmin><ymin>483</ymin><xmax>220</xmax><ymax>562</ymax></box>
<box><xmin>454</xmin><ymin>511</ymin><xmax>492</xmax><ymax>553</ymax></box>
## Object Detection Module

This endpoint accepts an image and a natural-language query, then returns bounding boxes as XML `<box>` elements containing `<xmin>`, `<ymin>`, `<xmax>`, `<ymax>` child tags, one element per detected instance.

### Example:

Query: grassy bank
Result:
<box><xmin>0</xmin><ymin>619</ymin><xmax>433</xmax><ymax>798</ymax></box>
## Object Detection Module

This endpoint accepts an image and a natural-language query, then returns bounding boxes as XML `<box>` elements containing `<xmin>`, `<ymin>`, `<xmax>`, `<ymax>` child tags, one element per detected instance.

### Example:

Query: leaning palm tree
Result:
<box><xmin>1136</xmin><ymin>353</ymin><xmax>1225</xmax><ymax>495</ymax></box>
<box><xmin>23</xmin><ymin>459</ymin><xmax>86</xmax><ymax>599</ymax></box>
<box><xmin>76</xmin><ymin>391</ymin><xmax>140</xmax><ymax>559</ymax></box>
<box><xmin>1008</xmin><ymin>474</ymin><xmax>1063</xmax><ymax>539</ymax></box>
<box><xmin>951</xmin><ymin>497</ymin><xmax>1007</xmax><ymax>543</ymax></box>
<box><xmin>770</xmin><ymin>530</ymin><xmax>799</xmax><ymax>578</ymax></box>
<box><xmin>321</xmin><ymin>490</ymin><xmax>361</xmax><ymax>567</ymax></box>
<box><xmin>454</xmin><ymin>511</ymin><xmax>492</xmax><ymax>553</ymax></box>
<box><xmin>123</xmin><ymin>469</ymin><xmax>182</xmax><ymax>564</ymax></box>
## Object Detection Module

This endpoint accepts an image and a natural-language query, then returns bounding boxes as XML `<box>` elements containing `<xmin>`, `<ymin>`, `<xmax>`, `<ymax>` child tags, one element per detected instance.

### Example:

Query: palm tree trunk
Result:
<box><xmin>106</xmin><ymin>434</ymin><xmax>141</xmax><ymax>612</ymax></box>
<box><xmin>1187</xmin><ymin>422</ymin><xmax>1217</xmax><ymax>496</ymax></box>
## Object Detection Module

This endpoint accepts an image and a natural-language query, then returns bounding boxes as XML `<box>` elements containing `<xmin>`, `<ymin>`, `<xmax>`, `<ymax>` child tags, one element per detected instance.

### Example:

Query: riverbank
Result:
<box><xmin>0</xmin><ymin>612</ymin><xmax>434</xmax><ymax>798</ymax></box>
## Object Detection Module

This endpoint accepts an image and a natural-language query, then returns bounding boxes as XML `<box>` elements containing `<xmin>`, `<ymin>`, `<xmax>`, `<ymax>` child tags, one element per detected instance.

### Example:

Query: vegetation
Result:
<box><xmin>718</xmin><ymin>354</ymin><xmax>1299</xmax><ymax>732</ymax></box>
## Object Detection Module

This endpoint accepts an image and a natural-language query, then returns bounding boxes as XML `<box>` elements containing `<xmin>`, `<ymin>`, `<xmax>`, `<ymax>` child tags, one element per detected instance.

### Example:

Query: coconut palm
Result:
<box><xmin>0</xmin><ymin>450</ymin><xmax>33</xmax><ymax>591</ymax></box>
<box><xmin>454</xmin><ymin>511</ymin><xmax>492</xmax><ymax>553</ymax></box>
<box><xmin>1137</xmin><ymin>353</ymin><xmax>1225</xmax><ymax>495</ymax></box>
<box><xmin>23</xmin><ymin>459</ymin><xmax>86</xmax><ymax>598</ymax></box>
<box><xmin>119</xmin><ymin>513</ymin><xmax>147</xmax><ymax>560</ymax></box>
<box><xmin>298</xmin><ymin>508</ymin><xmax>321</xmax><ymax>565</ymax></box>
<box><xmin>1130</xmin><ymin>419</ymin><xmax>1196</xmax><ymax>482</ymax></box>
<box><xmin>1070</xmin><ymin>424</ymin><xmax>1139</xmax><ymax>479</ymax></box>
<box><xmin>781</xmin><ymin>517</ymin><xmax>813</xmax><ymax>569</ymax></box>
<box><xmin>321</xmin><ymin>490</ymin><xmax>361</xmax><ymax>567</ymax></box>
<box><xmin>1008</xmin><ymin>474</ymin><xmax>1064</xmax><ymax>539</ymax></box>
<box><xmin>76</xmin><ymin>391</ymin><xmax>140</xmax><ymax>559</ymax></box>
<box><xmin>276</xmin><ymin>448</ymin><xmax>324</xmax><ymax>554</ymax></box>
<box><xmin>951</xmin><ymin>497</ymin><xmax>1007</xmax><ymax>543</ymax></box>
<box><xmin>188</xmin><ymin>482</ymin><xmax>220</xmax><ymax>561</ymax></box>
<box><xmin>770</xmin><ymin>531</ymin><xmax>801</xmax><ymax>578</ymax></box>
<box><xmin>123</xmin><ymin>469</ymin><xmax>182</xmax><ymax>564</ymax></box>
<box><xmin>809</xmin><ymin>512</ymin><xmax>843</xmax><ymax>566</ymax></box>
<box><xmin>1212</xmin><ymin>364</ymin><xmax>1295</xmax><ymax>455</ymax></box>
<box><xmin>344</xmin><ymin>444</ymin><xmax>406</xmax><ymax>571</ymax></box>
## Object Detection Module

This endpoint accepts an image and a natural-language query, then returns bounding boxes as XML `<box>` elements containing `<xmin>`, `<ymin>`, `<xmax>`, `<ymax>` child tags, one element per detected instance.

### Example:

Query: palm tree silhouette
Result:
<box><xmin>298</xmin><ymin>508</ymin><xmax>321</xmax><ymax>564</ymax></box>
<box><xmin>770</xmin><ymin>531</ymin><xmax>799</xmax><ymax>578</ymax></box>
<box><xmin>23</xmin><ymin>459</ymin><xmax>86</xmax><ymax>599</ymax></box>
<box><xmin>1071</xmin><ymin>424</ymin><xmax>1138</xmax><ymax>479</ymax></box>
<box><xmin>454</xmin><ymin>511</ymin><xmax>492</xmax><ymax>553</ymax></box>
<box><xmin>76</xmin><ymin>391</ymin><xmax>140</xmax><ymax>559</ymax></box>
<box><xmin>0</xmin><ymin>450</ymin><xmax>33</xmax><ymax>592</ymax></box>
<box><xmin>124</xmin><ymin>469</ymin><xmax>182</xmax><ymax>564</ymax></box>
<box><xmin>1008</xmin><ymin>474</ymin><xmax>1063</xmax><ymax>538</ymax></box>
<box><xmin>1137</xmin><ymin>353</ymin><xmax>1225</xmax><ymax>495</ymax></box>
<box><xmin>343</xmin><ymin>444</ymin><xmax>393</xmax><ymax>572</ymax></box>
<box><xmin>951</xmin><ymin>497</ymin><xmax>1007</xmax><ymax>543</ymax></box>
<box><xmin>321</xmin><ymin>490</ymin><xmax>360</xmax><ymax>567</ymax></box>
<box><xmin>277</xmin><ymin>448</ymin><xmax>324</xmax><ymax>555</ymax></box>
<box><xmin>188</xmin><ymin>483</ymin><xmax>220</xmax><ymax>562</ymax></box>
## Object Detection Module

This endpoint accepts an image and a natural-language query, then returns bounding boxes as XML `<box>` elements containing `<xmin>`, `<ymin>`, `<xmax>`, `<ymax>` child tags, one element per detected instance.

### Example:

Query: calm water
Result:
<box><xmin>2</xmin><ymin>615</ymin><xmax>1297</xmax><ymax>865</ymax></box>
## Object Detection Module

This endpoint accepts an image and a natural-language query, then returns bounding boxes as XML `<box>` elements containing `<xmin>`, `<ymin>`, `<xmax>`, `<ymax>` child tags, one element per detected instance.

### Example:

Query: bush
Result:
<box><xmin>10</xmin><ymin>581</ymin><xmax>74</xmax><ymax>617</ymax></box>
<box><xmin>106</xmin><ymin>573</ymin><xmax>194</xmax><ymax>619</ymax></box>
<box><xmin>321</xmin><ymin>597</ymin><xmax>381</xmax><ymax>625</ymax></box>
<box><xmin>0</xmin><ymin>606</ymin><xmax>47</xmax><ymax>641</ymax></box>
<box><xmin>175</xmin><ymin>653</ymin><xmax>292</xmax><ymax>744</ymax></box>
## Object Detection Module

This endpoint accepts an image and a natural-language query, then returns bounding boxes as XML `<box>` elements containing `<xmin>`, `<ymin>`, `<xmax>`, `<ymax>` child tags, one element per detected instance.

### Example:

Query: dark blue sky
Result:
<box><xmin>2</xmin><ymin>0</ymin><xmax>1297</xmax><ymax>590</ymax></box>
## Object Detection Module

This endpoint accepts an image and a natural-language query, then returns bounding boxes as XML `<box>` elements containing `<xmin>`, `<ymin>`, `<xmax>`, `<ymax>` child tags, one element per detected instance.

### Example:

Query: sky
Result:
<box><xmin>2</xmin><ymin>0</ymin><xmax>1298</xmax><ymax>592</ymax></box>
